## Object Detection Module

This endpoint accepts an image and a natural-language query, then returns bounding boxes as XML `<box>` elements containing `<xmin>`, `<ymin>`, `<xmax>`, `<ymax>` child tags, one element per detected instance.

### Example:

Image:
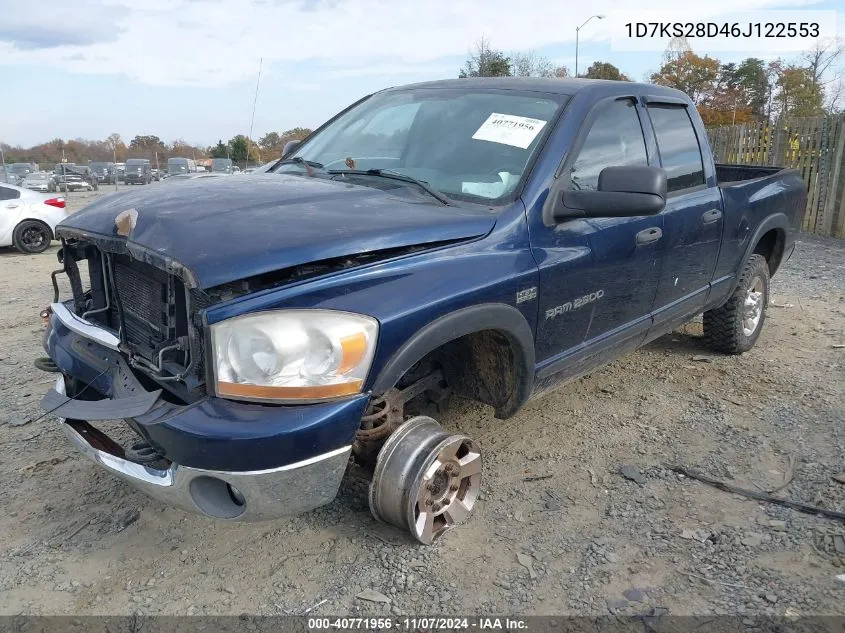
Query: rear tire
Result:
<box><xmin>703</xmin><ymin>254</ymin><xmax>769</xmax><ymax>354</ymax></box>
<box><xmin>13</xmin><ymin>220</ymin><xmax>52</xmax><ymax>254</ymax></box>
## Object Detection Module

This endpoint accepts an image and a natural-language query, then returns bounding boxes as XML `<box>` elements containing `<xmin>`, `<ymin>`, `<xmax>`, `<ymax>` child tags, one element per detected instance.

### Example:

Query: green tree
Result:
<box><xmin>210</xmin><ymin>140</ymin><xmax>229</xmax><ymax>158</ymax></box>
<box><xmin>770</xmin><ymin>62</ymin><xmax>824</xmax><ymax>118</ymax></box>
<box><xmin>128</xmin><ymin>135</ymin><xmax>165</xmax><ymax>152</ymax></box>
<box><xmin>228</xmin><ymin>135</ymin><xmax>249</xmax><ymax>163</ymax></box>
<box><xmin>259</xmin><ymin>132</ymin><xmax>282</xmax><ymax>155</ymax></box>
<box><xmin>582</xmin><ymin>61</ymin><xmax>629</xmax><ymax>81</ymax></box>
<box><xmin>650</xmin><ymin>38</ymin><xmax>720</xmax><ymax>104</ymax></box>
<box><xmin>459</xmin><ymin>36</ymin><xmax>511</xmax><ymax>78</ymax></box>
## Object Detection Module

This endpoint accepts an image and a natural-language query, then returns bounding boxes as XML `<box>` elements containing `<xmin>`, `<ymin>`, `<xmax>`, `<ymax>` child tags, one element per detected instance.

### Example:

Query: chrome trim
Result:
<box><xmin>51</xmin><ymin>302</ymin><xmax>120</xmax><ymax>351</ymax></box>
<box><xmin>54</xmin><ymin>377</ymin><xmax>350</xmax><ymax>521</ymax></box>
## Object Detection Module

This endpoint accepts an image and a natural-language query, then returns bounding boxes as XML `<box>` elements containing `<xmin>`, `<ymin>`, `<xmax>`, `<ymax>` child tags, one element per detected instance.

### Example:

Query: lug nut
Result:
<box><xmin>424</xmin><ymin>498</ymin><xmax>433</xmax><ymax>507</ymax></box>
<box><xmin>450</xmin><ymin>484</ymin><xmax>460</xmax><ymax>492</ymax></box>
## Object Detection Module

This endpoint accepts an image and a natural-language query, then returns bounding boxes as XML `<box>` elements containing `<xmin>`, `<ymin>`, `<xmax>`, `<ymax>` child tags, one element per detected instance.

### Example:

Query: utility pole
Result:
<box><xmin>113</xmin><ymin>148</ymin><xmax>118</xmax><ymax>192</ymax></box>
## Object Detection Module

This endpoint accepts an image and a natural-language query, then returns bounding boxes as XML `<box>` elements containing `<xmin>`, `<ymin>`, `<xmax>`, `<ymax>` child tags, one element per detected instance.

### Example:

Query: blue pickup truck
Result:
<box><xmin>40</xmin><ymin>78</ymin><xmax>805</xmax><ymax>544</ymax></box>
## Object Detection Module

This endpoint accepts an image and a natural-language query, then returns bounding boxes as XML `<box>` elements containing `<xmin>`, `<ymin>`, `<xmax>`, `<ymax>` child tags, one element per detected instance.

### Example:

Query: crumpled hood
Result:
<box><xmin>57</xmin><ymin>174</ymin><xmax>496</xmax><ymax>289</ymax></box>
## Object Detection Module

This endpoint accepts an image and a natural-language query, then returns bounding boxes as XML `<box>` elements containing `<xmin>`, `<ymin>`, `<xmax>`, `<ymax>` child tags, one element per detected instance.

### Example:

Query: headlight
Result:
<box><xmin>210</xmin><ymin>310</ymin><xmax>378</xmax><ymax>403</ymax></box>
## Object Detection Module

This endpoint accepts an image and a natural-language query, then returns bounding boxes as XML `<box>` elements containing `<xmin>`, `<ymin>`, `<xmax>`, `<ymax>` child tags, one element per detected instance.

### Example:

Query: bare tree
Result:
<box><xmin>511</xmin><ymin>50</ymin><xmax>556</xmax><ymax>78</ymax></box>
<box><xmin>801</xmin><ymin>37</ymin><xmax>844</xmax><ymax>87</ymax></box>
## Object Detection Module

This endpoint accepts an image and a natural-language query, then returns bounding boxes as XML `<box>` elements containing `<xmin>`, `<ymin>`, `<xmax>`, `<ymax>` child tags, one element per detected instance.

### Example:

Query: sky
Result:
<box><xmin>1</xmin><ymin>0</ymin><xmax>843</xmax><ymax>148</ymax></box>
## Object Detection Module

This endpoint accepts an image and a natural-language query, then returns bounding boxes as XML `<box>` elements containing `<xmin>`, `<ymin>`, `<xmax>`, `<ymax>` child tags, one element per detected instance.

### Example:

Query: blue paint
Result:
<box><xmin>48</xmin><ymin>78</ymin><xmax>806</xmax><ymax>474</ymax></box>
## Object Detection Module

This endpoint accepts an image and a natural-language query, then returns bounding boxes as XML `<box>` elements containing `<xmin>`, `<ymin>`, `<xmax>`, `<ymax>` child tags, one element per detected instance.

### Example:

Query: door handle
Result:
<box><xmin>702</xmin><ymin>208</ymin><xmax>723</xmax><ymax>224</ymax></box>
<box><xmin>6</xmin><ymin>204</ymin><xmax>20</xmax><ymax>209</ymax></box>
<box><xmin>636</xmin><ymin>227</ymin><xmax>662</xmax><ymax>245</ymax></box>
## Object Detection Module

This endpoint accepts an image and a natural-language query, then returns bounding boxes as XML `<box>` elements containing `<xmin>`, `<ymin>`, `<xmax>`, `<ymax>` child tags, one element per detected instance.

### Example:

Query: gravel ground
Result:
<box><xmin>0</xmin><ymin>190</ymin><xmax>843</xmax><ymax>618</ymax></box>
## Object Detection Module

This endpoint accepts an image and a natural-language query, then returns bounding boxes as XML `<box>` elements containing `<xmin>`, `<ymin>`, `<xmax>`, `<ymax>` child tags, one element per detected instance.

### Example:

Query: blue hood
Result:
<box><xmin>57</xmin><ymin>174</ymin><xmax>496</xmax><ymax>289</ymax></box>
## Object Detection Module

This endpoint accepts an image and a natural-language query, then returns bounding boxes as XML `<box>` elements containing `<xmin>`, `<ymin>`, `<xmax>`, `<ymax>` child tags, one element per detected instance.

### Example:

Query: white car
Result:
<box><xmin>0</xmin><ymin>183</ymin><xmax>71</xmax><ymax>254</ymax></box>
<box><xmin>22</xmin><ymin>171</ymin><xmax>56</xmax><ymax>193</ymax></box>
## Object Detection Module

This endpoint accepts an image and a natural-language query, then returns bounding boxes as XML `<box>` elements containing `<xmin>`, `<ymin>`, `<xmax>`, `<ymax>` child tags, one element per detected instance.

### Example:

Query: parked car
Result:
<box><xmin>151</xmin><ymin>169</ymin><xmax>161</xmax><ymax>181</ymax></box>
<box><xmin>90</xmin><ymin>161</ymin><xmax>116</xmax><ymax>184</ymax></box>
<box><xmin>114</xmin><ymin>163</ymin><xmax>126</xmax><ymax>183</ymax></box>
<box><xmin>53</xmin><ymin>164</ymin><xmax>96</xmax><ymax>191</ymax></box>
<box><xmin>7</xmin><ymin>162</ymin><xmax>36</xmax><ymax>185</ymax></box>
<box><xmin>39</xmin><ymin>78</ymin><xmax>805</xmax><ymax>544</ymax></box>
<box><xmin>124</xmin><ymin>159</ymin><xmax>152</xmax><ymax>185</ymax></box>
<box><xmin>22</xmin><ymin>172</ymin><xmax>56</xmax><ymax>193</ymax></box>
<box><xmin>0</xmin><ymin>183</ymin><xmax>69</xmax><ymax>253</ymax></box>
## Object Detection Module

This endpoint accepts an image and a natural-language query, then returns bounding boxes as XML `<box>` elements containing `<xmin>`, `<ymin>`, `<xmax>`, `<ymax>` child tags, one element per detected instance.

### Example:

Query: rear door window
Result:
<box><xmin>0</xmin><ymin>186</ymin><xmax>21</xmax><ymax>200</ymax></box>
<box><xmin>647</xmin><ymin>105</ymin><xmax>706</xmax><ymax>193</ymax></box>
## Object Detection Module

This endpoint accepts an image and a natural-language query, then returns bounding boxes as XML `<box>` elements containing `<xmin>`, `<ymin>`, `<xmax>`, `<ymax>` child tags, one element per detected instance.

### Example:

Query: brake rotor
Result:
<box><xmin>369</xmin><ymin>416</ymin><xmax>481</xmax><ymax>544</ymax></box>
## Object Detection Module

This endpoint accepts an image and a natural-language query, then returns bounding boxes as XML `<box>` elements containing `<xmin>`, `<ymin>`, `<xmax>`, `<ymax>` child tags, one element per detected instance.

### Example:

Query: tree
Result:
<box><xmin>128</xmin><ymin>135</ymin><xmax>166</xmax><ymax>159</ymax></box>
<box><xmin>511</xmin><ymin>51</ymin><xmax>556</xmax><ymax>78</ymax></box>
<box><xmin>281</xmin><ymin>127</ymin><xmax>312</xmax><ymax>140</ymax></box>
<box><xmin>582</xmin><ymin>61</ymin><xmax>629</xmax><ymax>81</ymax></box>
<box><xmin>770</xmin><ymin>62</ymin><xmax>824</xmax><ymax>118</ymax></box>
<box><xmin>210</xmin><ymin>140</ymin><xmax>229</xmax><ymax>158</ymax></box>
<box><xmin>720</xmin><ymin>58</ymin><xmax>770</xmax><ymax>119</ymax></box>
<box><xmin>228</xmin><ymin>135</ymin><xmax>249</xmax><ymax>163</ymax></box>
<box><xmin>801</xmin><ymin>37</ymin><xmax>844</xmax><ymax>87</ymax></box>
<box><xmin>459</xmin><ymin>36</ymin><xmax>511</xmax><ymax>78</ymax></box>
<box><xmin>259</xmin><ymin>132</ymin><xmax>283</xmax><ymax>155</ymax></box>
<box><xmin>650</xmin><ymin>38</ymin><xmax>720</xmax><ymax>104</ymax></box>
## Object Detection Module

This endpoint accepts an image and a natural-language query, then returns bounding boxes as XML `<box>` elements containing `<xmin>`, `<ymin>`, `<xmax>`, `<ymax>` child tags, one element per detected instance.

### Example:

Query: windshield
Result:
<box><xmin>26</xmin><ymin>173</ymin><xmax>48</xmax><ymax>180</ymax></box>
<box><xmin>276</xmin><ymin>87</ymin><xmax>565</xmax><ymax>203</ymax></box>
<box><xmin>168</xmin><ymin>160</ymin><xmax>188</xmax><ymax>173</ymax></box>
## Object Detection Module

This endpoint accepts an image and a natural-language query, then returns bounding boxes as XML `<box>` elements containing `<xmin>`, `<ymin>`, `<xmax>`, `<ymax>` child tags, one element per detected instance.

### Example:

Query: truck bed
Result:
<box><xmin>715</xmin><ymin>163</ymin><xmax>786</xmax><ymax>184</ymax></box>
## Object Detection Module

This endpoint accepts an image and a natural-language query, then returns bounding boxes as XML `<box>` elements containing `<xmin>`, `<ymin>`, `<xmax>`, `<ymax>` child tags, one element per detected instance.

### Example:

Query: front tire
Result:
<box><xmin>703</xmin><ymin>254</ymin><xmax>769</xmax><ymax>354</ymax></box>
<box><xmin>13</xmin><ymin>220</ymin><xmax>52</xmax><ymax>254</ymax></box>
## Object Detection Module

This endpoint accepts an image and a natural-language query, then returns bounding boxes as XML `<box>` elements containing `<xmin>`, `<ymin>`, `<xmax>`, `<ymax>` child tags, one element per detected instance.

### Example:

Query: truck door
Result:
<box><xmin>643</xmin><ymin>102</ymin><xmax>723</xmax><ymax>332</ymax></box>
<box><xmin>529</xmin><ymin>97</ymin><xmax>664</xmax><ymax>383</ymax></box>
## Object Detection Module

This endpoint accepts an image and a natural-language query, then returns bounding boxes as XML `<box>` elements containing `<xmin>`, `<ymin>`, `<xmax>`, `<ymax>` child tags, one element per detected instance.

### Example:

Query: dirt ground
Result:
<box><xmin>0</xmin><ymin>187</ymin><xmax>843</xmax><ymax>617</ymax></box>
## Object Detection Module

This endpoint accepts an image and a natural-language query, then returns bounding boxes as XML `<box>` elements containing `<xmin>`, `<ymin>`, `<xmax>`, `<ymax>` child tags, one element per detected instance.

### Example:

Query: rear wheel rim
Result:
<box><xmin>742</xmin><ymin>277</ymin><xmax>764</xmax><ymax>337</ymax></box>
<box><xmin>21</xmin><ymin>226</ymin><xmax>48</xmax><ymax>250</ymax></box>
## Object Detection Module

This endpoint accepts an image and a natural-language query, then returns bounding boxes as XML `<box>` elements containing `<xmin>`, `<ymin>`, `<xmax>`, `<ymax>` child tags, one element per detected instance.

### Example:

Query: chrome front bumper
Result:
<box><xmin>55</xmin><ymin>376</ymin><xmax>351</xmax><ymax>521</ymax></box>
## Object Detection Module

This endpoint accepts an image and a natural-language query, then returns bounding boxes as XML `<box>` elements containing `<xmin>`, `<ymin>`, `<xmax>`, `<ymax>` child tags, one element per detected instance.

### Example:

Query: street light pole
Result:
<box><xmin>575</xmin><ymin>14</ymin><xmax>605</xmax><ymax>77</ymax></box>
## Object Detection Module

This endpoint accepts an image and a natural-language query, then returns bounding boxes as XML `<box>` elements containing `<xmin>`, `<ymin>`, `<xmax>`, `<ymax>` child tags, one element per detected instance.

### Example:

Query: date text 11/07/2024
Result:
<box><xmin>307</xmin><ymin>617</ymin><xmax>529</xmax><ymax>630</ymax></box>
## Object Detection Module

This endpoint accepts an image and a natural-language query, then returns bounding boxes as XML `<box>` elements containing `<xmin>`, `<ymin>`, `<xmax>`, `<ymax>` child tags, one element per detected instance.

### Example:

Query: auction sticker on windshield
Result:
<box><xmin>472</xmin><ymin>113</ymin><xmax>547</xmax><ymax>149</ymax></box>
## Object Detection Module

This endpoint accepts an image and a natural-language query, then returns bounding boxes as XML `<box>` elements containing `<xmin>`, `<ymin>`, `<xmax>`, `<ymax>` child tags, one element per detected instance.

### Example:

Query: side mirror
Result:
<box><xmin>282</xmin><ymin>140</ymin><xmax>301</xmax><ymax>157</ymax></box>
<box><xmin>554</xmin><ymin>165</ymin><xmax>667</xmax><ymax>222</ymax></box>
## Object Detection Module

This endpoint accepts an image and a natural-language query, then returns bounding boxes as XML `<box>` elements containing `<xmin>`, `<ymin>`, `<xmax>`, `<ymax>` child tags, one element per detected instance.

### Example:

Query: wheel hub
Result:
<box><xmin>742</xmin><ymin>277</ymin><xmax>764</xmax><ymax>337</ymax></box>
<box><xmin>369</xmin><ymin>416</ymin><xmax>481</xmax><ymax>544</ymax></box>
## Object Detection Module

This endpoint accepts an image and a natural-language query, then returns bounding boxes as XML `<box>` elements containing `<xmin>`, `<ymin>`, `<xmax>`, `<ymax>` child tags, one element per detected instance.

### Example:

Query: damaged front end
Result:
<box><xmin>49</xmin><ymin>229</ymin><xmax>207</xmax><ymax>403</ymax></box>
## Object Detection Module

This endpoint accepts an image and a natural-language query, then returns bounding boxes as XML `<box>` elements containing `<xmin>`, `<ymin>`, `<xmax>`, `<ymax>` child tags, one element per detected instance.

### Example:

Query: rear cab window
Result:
<box><xmin>646</xmin><ymin>105</ymin><xmax>706</xmax><ymax>193</ymax></box>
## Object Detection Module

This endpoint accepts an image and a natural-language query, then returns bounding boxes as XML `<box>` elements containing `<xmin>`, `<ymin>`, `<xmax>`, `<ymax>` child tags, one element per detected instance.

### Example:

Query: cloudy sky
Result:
<box><xmin>1</xmin><ymin>0</ymin><xmax>842</xmax><ymax>147</ymax></box>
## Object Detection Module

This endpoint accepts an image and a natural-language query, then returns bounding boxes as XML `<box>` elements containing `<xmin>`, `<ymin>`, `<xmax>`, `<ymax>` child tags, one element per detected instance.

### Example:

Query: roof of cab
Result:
<box><xmin>385</xmin><ymin>77</ymin><xmax>690</xmax><ymax>101</ymax></box>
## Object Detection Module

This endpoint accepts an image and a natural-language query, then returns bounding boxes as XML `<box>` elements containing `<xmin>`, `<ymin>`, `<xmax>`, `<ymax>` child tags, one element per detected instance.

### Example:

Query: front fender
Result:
<box><xmin>371</xmin><ymin>303</ymin><xmax>535</xmax><ymax>417</ymax></box>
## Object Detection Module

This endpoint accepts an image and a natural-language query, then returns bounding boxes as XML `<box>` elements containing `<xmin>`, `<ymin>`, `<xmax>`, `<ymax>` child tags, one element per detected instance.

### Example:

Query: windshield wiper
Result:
<box><xmin>328</xmin><ymin>168</ymin><xmax>451</xmax><ymax>206</ymax></box>
<box><xmin>276</xmin><ymin>157</ymin><xmax>325</xmax><ymax>176</ymax></box>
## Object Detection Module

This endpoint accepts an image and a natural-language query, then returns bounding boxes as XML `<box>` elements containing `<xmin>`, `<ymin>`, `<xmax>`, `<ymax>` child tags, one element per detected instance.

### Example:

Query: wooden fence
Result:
<box><xmin>707</xmin><ymin>115</ymin><xmax>845</xmax><ymax>238</ymax></box>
